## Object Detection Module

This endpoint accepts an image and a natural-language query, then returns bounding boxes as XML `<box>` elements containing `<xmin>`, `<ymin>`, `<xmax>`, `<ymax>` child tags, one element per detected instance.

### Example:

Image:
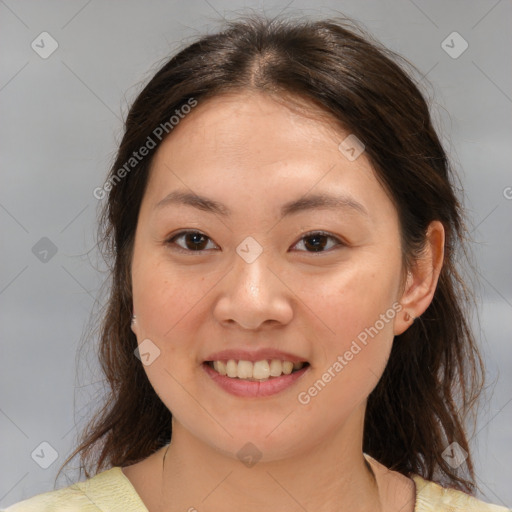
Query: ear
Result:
<box><xmin>394</xmin><ymin>221</ymin><xmax>445</xmax><ymax>335</ymax></box>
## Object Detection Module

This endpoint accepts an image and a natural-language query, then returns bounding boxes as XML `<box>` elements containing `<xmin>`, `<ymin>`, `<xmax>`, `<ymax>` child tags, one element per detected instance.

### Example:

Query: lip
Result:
<box><xmin>204</xmin><ymin>348</ymin><xmax>307</xmax><ymax>364</ymax></box>
<box><xmin>202</xmin><ymin>361</ymin><xmax>309</xmax><ymax>397</ymax></box>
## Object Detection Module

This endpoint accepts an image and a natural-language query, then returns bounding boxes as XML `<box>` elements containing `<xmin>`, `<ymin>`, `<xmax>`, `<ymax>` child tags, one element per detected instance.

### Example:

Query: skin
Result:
<box><xmin>125</xmin><ymin>91</ymin><xmax>445</xmax><ymax>512</ymax></box>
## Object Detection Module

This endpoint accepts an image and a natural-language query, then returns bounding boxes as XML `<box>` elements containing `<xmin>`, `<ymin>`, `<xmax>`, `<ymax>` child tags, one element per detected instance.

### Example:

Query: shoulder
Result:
<box><xmin>1</xmin><ymin>467</ymin><xmax>148</xmax><ymax>512</ymax></box>
<box><xmin>411</xmin><ymin>474</ymin><xmax>511</xmax><ymax>512</ymax></box>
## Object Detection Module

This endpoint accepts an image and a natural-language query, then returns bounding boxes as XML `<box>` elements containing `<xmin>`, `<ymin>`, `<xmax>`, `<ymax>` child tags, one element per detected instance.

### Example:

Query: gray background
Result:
<box><xmin>1</xmin><ymin>0</ymin><xmax>511</xmax><ymax>508</ymax></box>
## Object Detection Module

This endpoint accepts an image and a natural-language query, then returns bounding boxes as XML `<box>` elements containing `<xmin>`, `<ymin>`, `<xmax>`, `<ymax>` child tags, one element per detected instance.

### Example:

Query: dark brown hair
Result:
<box><xmin>58</xmin><ymin>13</ymin><xmax>485</xmax><ymax>494</ymax></box>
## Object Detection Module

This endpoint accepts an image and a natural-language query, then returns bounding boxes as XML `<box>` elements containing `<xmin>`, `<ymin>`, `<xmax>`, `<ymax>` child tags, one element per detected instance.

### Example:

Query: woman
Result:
<box><xmin>4</xmin><ymin>14</ymin><xmax>509</xmax><ymax>512</ymax></box>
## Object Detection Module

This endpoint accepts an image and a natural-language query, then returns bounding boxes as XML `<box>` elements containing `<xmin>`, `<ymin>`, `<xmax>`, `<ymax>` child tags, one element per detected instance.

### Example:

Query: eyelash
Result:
<box><xmin>164</xmin><ymin>230</ymin><xmax>344</xmax><ymax>255</ymax></box>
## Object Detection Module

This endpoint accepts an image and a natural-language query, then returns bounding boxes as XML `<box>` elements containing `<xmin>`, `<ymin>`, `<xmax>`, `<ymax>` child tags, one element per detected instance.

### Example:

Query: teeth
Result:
<box><xmin>226</xmin><ymin>359</ymin><xmax>238</xmax><ymax>378</ymax></box>
<box><xmin>269</xmin><ymin>359</ymin><xmax>283</xmax><ymax>377</ymax></box>
<box><xmin>253</xmin><ymin>360</ymin><xmax>270</xmax><ymax>380</ymax></box>
<box><xmin>237</xmin><ymin>360</ymin><xmax>253</xmax><ymax>379</ymax></box>
<box><xmin>213</xmin><ymin>360</ymin><xmax>227</xmax><ymax>376</ymax></box>
<box><xmin>211</xmin><ymin>359</ymin><xmax>305</xmax><ymax>380</ymax></box>
<box><xmin>282</xmin><ymin>361</ymin><xmax>293</xmax><ymax>375</ymax></box>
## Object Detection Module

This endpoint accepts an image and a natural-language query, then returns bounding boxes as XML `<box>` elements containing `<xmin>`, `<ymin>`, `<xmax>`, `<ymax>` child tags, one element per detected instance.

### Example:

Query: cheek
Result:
<box><xmin>132</xmin><ymin>252</ymin><xmax>210</xmax><ymax>342</ymax></box>
<box><xmin>312</xmin><ymin>262</ymin><xmax>400</xmax><ymax>345</ymax></box>
<box><xmin>296</xmin><ymin>280</ymin><xmax>397</xmax><ymax>427</ymax></box>
<box><xmin>131</xmin><ymin>256</ymin><xmax>208</xmax><ymax>417</ymax></box>
<box><xmin>301</xmin><ymin>255</ymin><xmax>401</xmax><ymax>395</ymax></box>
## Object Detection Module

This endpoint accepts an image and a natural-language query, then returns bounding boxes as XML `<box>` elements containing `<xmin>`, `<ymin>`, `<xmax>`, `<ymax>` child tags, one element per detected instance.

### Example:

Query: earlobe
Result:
<box><xmin>394</xmin><ymin>221</ymin><xmax>445</xmax><ymax>336</ymax></box>
<box><xmin>131</xmin><ymin>313</ymin><xmax>137</xmax><ymax>333</ymax></box>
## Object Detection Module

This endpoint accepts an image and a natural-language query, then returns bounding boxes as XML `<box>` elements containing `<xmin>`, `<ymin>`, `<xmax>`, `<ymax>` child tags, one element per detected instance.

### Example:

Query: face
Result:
<box><xmin>130</xmin><ymin>92</ymin><xmax>407</xmax><ymax>462</ymax></box>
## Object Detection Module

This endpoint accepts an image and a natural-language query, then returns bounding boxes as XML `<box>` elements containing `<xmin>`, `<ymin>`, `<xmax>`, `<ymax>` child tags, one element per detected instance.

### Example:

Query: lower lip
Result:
<box><xmin>202</xmin><ymin>362</ymin><xmax>309</xmax><ymax>397</ymax></box>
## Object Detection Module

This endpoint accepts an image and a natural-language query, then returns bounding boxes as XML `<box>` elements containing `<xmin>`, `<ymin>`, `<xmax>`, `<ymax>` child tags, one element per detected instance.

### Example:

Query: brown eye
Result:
<box><xmin>166</xmin><ymin>231</ymin><xmax>217</xmax><ymax>252</ymax></box>
<box><xmin>292</xmin><ymin>231</ymin><xmax>343</xmax><ymax>253</ymax></box>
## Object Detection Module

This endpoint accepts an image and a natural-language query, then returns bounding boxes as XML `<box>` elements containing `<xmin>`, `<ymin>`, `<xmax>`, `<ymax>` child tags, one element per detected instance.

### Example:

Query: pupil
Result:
<box><xmin>186</xmin><ymin>233</ymin><xmax>206</xmax><ymax>250</ymax></box>
<box><xmin>305</xmin><ymin>235</ymin><xmax>327</xmax><ymax>252</ymax></box>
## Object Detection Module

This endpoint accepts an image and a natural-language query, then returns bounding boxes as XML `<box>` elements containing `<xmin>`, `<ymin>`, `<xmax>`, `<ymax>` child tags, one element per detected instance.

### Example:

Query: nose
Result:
<box><xmin>213</xmin><ymin>248</ymin><xmax>294</xmax><ymax>331</ymax></box>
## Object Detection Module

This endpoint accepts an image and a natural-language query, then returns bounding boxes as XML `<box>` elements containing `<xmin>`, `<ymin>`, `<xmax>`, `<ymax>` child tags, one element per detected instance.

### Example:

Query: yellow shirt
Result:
<box><xmin>2</xmin><ymin>466</ymin><xmax>510</xmax><ymax>511</ymax></box>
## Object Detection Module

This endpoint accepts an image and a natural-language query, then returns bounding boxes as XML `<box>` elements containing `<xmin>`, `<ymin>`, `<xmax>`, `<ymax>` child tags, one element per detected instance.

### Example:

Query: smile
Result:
<box><xmin>209</xmin><ymin>359</ymin><xmax>307</xmax><ymax>380</ymax></box>
<box><xmin>202</xmin><ymin>359</ymin><xmax>310</xmax><ymax>397</ymax></box>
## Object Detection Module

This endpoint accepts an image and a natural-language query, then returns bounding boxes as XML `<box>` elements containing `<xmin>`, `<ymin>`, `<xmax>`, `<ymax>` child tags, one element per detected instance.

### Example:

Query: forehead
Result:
<box><xmin>141</xmin><ymin>91</ymin><xmax>397</xmax><ymax>227</ymax></box>
<box><xmin>149</xmin><ymin>92</ymin><xmax>367</xmax><ymax>183</ymax></box>
<box><xmin>164</xmin><ymin>91</ymin><xmax>346</xmax><ymax>154</ymax></box>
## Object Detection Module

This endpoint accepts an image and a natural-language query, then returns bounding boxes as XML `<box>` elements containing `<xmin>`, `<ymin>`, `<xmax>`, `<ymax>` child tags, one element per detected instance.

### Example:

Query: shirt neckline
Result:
<box><xmin>363</xmin><ymin>453</ymin><xmax>419</xmax><ymax>512</ymax></box>
<box><xmin>111</xmin><ymin>455</ymin><xmax>421</xmax><ymax>512</ymax></box>
<box><xmin>103</xmin><ymin>466</ymin><xmax>150</xmax><ymax>511</ymax></box>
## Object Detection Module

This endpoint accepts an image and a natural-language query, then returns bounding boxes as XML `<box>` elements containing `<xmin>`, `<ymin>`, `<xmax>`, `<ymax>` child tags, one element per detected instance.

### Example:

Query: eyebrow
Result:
<box><xmin>154</xmin><ymin>189</ymin><xmax>368</xmax><ymax>218</ymax></box>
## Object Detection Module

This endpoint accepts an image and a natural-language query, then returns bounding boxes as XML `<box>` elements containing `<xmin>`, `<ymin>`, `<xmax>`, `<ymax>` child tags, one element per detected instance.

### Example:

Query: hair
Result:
<box><xmin>58</xmin><ymin>13</ymin><xmax>485</xmax><ymax>494</ymax></box>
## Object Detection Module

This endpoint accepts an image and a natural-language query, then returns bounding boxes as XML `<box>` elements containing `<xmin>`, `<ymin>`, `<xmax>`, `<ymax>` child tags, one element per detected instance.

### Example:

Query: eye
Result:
<box><xmin>291</xmin><ymin>231</ymin><xmax>343</xmax><ymax>253</ymax></box>
<box><xmin>165</xmin><ymin>230</ymin><xmax>343</xmax><ymax>254</ymax></box>
<box><xmin>165</xmin><ymin>230</ymin><xmax>218</xmax><ymax>253</ymax></box>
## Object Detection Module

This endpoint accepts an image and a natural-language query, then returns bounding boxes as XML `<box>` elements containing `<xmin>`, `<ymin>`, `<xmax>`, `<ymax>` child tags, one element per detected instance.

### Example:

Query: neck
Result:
<box><xmin>158</xmin><ymin>404</ymin><xmax>383</xmax><ymax>512</ymax></box>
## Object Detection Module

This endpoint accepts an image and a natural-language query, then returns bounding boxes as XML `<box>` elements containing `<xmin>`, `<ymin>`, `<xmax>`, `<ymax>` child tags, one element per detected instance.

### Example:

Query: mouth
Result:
<box><xmin>205</xmin><ymin>359</ymin><xmax>310</xmax><ymax>381</ymax></box>
<box><xmin>202</xmin><ymin>358</ymin><xmax>310</xmax><ymax>398</ymax></box>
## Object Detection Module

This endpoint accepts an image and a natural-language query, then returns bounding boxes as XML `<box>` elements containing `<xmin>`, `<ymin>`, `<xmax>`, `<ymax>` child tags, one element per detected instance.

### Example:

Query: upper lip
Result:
<box><xmin>205</xmin><ymin>348</ymin><xmax>307</xmax><ymax>363</ymax></box>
